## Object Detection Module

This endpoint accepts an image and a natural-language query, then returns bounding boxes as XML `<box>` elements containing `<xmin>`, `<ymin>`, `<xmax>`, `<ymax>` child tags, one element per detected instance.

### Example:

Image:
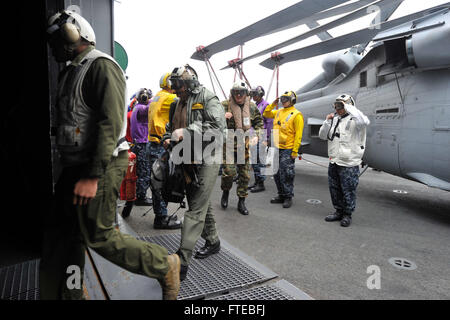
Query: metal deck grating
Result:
<box><xmin>137</xmin><ymin>234</ymin><xmax>277</xmax><ymax>300</ymax></box>
<box><xmin>0</xmin><ymin>259</ymin><xmax>40</xmax><ymax>300</ymax></box>
<box><xmin>209</xmin><ymin>284</ymin><xmax>296</xmax><ymax>300</ymax></box>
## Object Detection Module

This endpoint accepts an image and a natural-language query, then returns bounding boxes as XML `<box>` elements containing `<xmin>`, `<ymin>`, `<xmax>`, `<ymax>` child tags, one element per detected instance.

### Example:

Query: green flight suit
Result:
<box><xmin>40</xmin><ymin>47</ymin><xmax>170</xmax><ymax>300</ymax></box>
<box><xmin>221</xmin><ymin>100</ymin><xmax>264</xmax><ymax>197</ymax></box>
<box><xmin>164</xmin><ymin>85</ymin><xmax>226</xmax><ymax>267</ymax></box>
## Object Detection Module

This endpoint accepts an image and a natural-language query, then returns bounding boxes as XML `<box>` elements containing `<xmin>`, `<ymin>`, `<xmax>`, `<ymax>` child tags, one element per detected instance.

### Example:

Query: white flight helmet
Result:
<box><xmin>335</xmin><ymin>94</ymin><xmax>355</xmax><ymax>106</ymax></box>
<box><xmin>231</xmin><ymin>81</ymin><xmax>249</xmax><ymax>95</ymax></box>
<box><xmin>47</xmin><ymin>10</ymin><xmax>96</xmax><ymax>45</ymax></box>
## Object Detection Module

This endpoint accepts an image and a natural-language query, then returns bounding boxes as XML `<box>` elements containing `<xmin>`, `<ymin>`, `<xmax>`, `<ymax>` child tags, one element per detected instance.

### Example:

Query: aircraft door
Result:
<box><xmin>359</xmin><ymin>80</ymin><xmax>402</xmax><ymax>176</ymax></box>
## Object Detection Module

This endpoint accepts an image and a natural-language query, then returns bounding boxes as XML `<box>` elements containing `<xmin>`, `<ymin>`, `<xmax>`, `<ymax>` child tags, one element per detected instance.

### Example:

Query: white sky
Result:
<box><xmin>113</xmin><ymin>0</ymin><xmax>448</xmax><ymax>101</ymax></box>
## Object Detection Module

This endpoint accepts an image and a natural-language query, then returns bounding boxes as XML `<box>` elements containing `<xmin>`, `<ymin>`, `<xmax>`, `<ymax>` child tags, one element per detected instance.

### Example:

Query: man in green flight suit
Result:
<box><xmin>162</xmin><ymin>64</ymin><xmax>226</xmax><ymax>281</ymax></box>
<box><xmin>220</xmin><ymin>81</ymin><xmax>264</xmax><ymax>215</ymax></box>
<box><xmin>42</xmin><ymin>10</ymin><xmax>180</xmax><ymax>300</ymax></box>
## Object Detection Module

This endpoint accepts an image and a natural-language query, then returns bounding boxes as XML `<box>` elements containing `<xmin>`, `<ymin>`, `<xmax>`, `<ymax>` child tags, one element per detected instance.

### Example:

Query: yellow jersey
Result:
<box><xmin>263</xmin><ymin>104</ymin><xmax>304</xmax><ymax>157</ymax></box>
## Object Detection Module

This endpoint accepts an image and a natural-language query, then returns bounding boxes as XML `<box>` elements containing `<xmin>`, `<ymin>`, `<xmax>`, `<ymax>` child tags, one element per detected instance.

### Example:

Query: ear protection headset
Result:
<box><xmin>47</xmin><ymin>11</ymin><xmax>81</xmax><ymax>45</ymax></box>
<box><xmin>47</xmin><ymin>10</ymin><xmax>96</xmax><ymax>46</ymax></box>
<box><xmin>281</xmin><ymin>91</ymin><xmax>297</xmax><ymax>105</ymax></box>
<box><xmin>160</xmin><ymin>73</ymin><xmax>172</xmax><ymax>89</ymax></box>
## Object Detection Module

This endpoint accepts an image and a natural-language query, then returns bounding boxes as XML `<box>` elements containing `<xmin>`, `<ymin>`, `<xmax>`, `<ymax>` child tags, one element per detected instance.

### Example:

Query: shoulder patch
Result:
<box><xmin>192</xmin><ymin>103</ymin><xmax>204</xmax><ymax>110</ymax></box>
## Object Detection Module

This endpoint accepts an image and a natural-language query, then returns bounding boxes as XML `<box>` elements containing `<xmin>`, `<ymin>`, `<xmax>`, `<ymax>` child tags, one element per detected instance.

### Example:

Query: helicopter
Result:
<box><xmin>190</xmin><ymin>0</ymin><xmax>450</xmax><ymax>191</ymax></box>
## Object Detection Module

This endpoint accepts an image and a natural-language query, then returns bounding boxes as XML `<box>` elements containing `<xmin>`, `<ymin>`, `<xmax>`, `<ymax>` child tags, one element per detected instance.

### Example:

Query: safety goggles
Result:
<box><xmin>280</xmin><ymin>96</ymin><xmax>290</xmax><ymax>104</ymax></box>
<box><xmin>170</xmin><ymin>78</ymin><xmax>184</xmax><ymax>90</ymax></box>
<box><xmin>334</xmin><ymin>101</ymin><xmax>345</xmax><ymax>110</ymax></box>
<box><xmin>231</xmin><ymin>89</ymin><xmax>247</xmax><ymax>97</ymax></box>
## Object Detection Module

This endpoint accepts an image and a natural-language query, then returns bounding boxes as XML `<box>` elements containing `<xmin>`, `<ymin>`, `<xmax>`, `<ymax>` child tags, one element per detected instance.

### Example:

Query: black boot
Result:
<box><xmin>250</xmin><ymin>181</ymin><xmax>265</xmax><ymax>193</ymax></box>
<box><xmin>282</xmin><ymin>197</ymin><xmax>292</xmax><ymax>208</ymax></box>
<box><xmin>134</xmin><ymin>197</ymin><xmax>153</xmax><ymax>206</ymax></box>
<box><xmin>221</xmin><ymin>190</ymin><xmax>229</xmax><ymax>209</ymax></box>
<box><xmin>270</xmin><ymin>195</ymin><xmax>284</xmax><ymax>204</ymax></box>
<box><xmin>154</xmin><ymin>215</ymin><xmax>182</xmax><ymax>229</ymax></box>
<box><xmin>324</xmin><ymin>211</ymin><xmax>343</xmax><ymax>222</ymax></box>
<box><xmin>121</xmin><ymin>201</ymin><xmax>134</xmax><ymax>218</ymax></box>
<box><xmin>180</xmin><ymin>264</ymin><xmax>189</xmax><ymax>281</ymax></box>
<box><xmin>194</xmin><ymin>240</ymin><xmax>221</xmax><ymax>259</ymax></box>
<box><xmin>237</xmin><ymin>197</ymin><xmax>249</xmax><ymax>215</ymax></box>
<box><xmin>340</xmin><ymin>215</ymin><xmax>352</xmax><ymax>227</ymax></box>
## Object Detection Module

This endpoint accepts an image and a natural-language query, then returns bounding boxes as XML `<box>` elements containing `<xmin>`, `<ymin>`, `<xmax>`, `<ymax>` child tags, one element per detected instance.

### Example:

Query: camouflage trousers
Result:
<box><xmin>221</xmin><ymin>144</ymin><xmax>250</xmax><ymax>198</ymax></box>
<box><xmin>328</xmin><ymin>163</ymin><xmax>359</xmax><ymax>216</ymax></box>
<box><xmin>148</xmin><ymin>142</ymin><xmax>168</xmax><ymax>216</ymax></box>
<box><xmin>274</xmin><ymin>148</ymin><xmax>296</xmax><ymax>198</ymax></box>
<box><xmin>131</xmin><ymin>143</ymin><xmax>151</xmax><ymax>200</ymax></box>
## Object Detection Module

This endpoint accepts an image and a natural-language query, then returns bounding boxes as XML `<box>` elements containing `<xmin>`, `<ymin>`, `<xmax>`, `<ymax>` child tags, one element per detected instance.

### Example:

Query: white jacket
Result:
<box><xmin>318</xmin><ymin>104</ymin><xmax>370</xmax><ymax>167</ymax></box>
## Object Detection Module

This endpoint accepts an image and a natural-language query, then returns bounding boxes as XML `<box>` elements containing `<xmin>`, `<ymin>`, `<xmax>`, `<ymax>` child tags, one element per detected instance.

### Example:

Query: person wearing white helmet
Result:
<box><xmin>220</xmin><ymin>81</ymin><xmax>264</xmax><ymax>215</ymax></box>
<box><xmin>42</xmin><ymin>10</ymin><xmax>180</xmax><ymax>300</ymax></box>
<box><xmin>161</xmin><ymin>64</ymin><xmax>226</xmax><ymax>281</ymax></box>
<box><xmin>318</xmin><ymin>94</ymin><xmax>370</xmax><ymax>227</ymax></box>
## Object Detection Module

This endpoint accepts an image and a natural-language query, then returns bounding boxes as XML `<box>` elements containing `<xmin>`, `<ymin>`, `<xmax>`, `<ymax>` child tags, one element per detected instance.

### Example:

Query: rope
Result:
<box><xmin>197</xmin><ymin>46</ymin><xmax>227</xmax><ymax>100</ymax></box>
<box><xmin>266</xmin><ymin>52</ymin><xmax>282</xmax><ymax>107</ymax></box>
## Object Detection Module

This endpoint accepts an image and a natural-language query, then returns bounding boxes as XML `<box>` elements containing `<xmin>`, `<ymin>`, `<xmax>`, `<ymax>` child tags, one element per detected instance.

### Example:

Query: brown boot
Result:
<box><xmin>158</xmin><ymin>254</ymin><xmax>180</xmax><ymax>300</ymax></box>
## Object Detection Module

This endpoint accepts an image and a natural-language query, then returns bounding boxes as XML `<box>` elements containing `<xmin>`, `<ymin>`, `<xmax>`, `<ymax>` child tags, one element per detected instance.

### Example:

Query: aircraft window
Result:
<box><xmin>376</xmin><ymin>108</ymin><xmax>399</xmax><ymax>114</ymax></box>
<box><xmin>360</xmin><ymin>71</ymin><xmax>367</xmax><ymax>87</ymax></box>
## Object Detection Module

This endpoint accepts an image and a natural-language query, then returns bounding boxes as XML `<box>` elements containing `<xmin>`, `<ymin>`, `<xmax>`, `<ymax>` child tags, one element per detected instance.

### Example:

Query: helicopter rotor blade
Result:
<box><xmin>259</xmin><ymin>3</ymin><xmax>450</xmax><ymax>69</ymax></box>
<box><xmin>221</xmin><ymin>0</ymin><xmax>400</xmax><ymax>70</ymax></box>
<box><xmin>191</xmin><ymin>0</ymin><xmax>354</xmax><ymax>61</ymax></box>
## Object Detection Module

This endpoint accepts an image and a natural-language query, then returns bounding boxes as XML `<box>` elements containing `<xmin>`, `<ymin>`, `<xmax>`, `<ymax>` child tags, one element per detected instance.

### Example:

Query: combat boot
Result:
<box><xmin>340</xmin><ymin>215</ymin><xmax>352</xmax><ymax>227</ymax></box>
<box><xmin>270</xmin><ymin>195</ymin><xmax>284</xmax><ymax>204</ymax></box>
<box><xmin>121</xmin><ymin>201</ymin><xmax>133</xmax><ymax>218</ymax></box>
<box><xmin>324</xmin><ymin>211</ymin><xmax>343</xmax><ymax>222</ymax></box>
<box><xmin>154</xmin><ymin>215</ymin><xmax>182</xmax><ymax>229</ymax></box>
<box><xmin>194</xmin><ymin>240</ymin><xmax>221</xmax><ymax>259</ymax></box>
<box><xmin>158</xmin><ymin>254</ymin><xmax>180</xmax><ymax>300</ymax></box>
<box><xmin>180</xmin><ymin>264</ymin><xmax>189</xmax><ymax>281</ymax></box>
<box><xmin>237</xmin><ymin>197</ymin><xmax>249</xmax><ymax>215</ymax></box>
<box><xmin>250</xmin><ymin>181</ymin><xmax>265</xmax><ymax>193</ymax></box>
<box><xmin>221</xmin><ymin>190</ymin><xmax>229</xmax><ymax>209</ymax></box>
<box><xmin>134</xmin><ymin>197</ymin><xmax>153</xmax><ymax>206</ymax></box>
<box><xmin>282</xmin><ymin>197</ymin><xmax>292</xmax><ymax>208</ymax></box>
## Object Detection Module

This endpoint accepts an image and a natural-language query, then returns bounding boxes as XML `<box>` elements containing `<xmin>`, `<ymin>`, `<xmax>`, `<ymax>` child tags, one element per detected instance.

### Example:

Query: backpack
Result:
<box><xmin>150</xmin><ymin>148</ymin><xmax>186</xmax><ymax>204</ymax></box>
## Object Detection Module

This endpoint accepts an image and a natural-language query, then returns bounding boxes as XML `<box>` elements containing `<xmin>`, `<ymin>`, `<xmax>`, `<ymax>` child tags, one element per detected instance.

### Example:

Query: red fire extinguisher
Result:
<box><xmin>120</xmin><ymin>150</ymin><xmax>137</xmax><ymax>201</ymax></box>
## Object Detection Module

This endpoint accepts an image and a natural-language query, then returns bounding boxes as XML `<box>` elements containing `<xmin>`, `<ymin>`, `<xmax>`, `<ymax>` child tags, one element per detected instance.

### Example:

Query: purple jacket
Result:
<box><xmin>257</xmin><ymin>99</ymin><xmax>273</xmax><ymax>141</ymax></box>
<box><xmin>130</xmin><ymin>103</ymin><xmax>150</xmax><ymax>144</ymax></box>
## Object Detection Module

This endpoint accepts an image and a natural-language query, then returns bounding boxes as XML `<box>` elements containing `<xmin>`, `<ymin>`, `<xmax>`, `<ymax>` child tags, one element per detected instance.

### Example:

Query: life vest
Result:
<box><xmin>55</xmin><ymin>47</ymin><xmax>128</xmax><ymax>166</ymax></box>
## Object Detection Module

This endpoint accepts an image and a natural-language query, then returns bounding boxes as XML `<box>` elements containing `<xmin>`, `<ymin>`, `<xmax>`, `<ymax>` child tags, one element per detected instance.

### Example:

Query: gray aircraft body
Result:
<box><xmin>192</xmin><ymin>0</ymin><xmax>450</xmax><ymax>191</ymax></box>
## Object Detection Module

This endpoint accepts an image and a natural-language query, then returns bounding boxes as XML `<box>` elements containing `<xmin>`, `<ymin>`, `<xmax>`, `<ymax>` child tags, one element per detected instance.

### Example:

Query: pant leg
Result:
<box><xmin>179</xmin><ymin>164</ymin><xmax>220</xmax><ymax>266</ymax></box>
<box><xmin>236</xmin><ymin>162</ymin><xmax>250</xmax><ymax>198</ymax></box>
<box><xmin>77</xmin><ymin>152</ymin><xmax>169</xmax><ymax>279</ymax></box>
<box><xmin>253</xmin><ymin>143</ymin><xmax>266</xmax><ymax>182</ymax></box>
<box><xmin>274</xmin><ymin>149</ymin><xmax>283</xmax><ymax>196</ymax></box>
<box><xmin>221</xmin><ymin>163</ymin><xmax>236</xmax><ymax>191</ymax></box>
<box><xmin>328</xmin><ymin>163</ymin><xmax>344</xmax><ymax>213</ymax></box>
<box><xmin>133</xmin><ymin>143</ymin><xmax>151</xmax><ymax>200</ymax></box>
<box><xmin>148</xmin><ymin>143</ymin><xmax>168</xmax><ymax>216</ymax></box>
<box><xmin>39</xmin><ymin>169</ymin><xmax>86</xmax><ymax>300</ymax></box>
<box><xmin>278</xmin><ymin>149</ymin><xmax>295</xmax><ymax>198</ymax></box>
<box><xmin>337</xmin><ymin>165</ymin><xmax>359</xmax><ymax>216</ymax></box>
